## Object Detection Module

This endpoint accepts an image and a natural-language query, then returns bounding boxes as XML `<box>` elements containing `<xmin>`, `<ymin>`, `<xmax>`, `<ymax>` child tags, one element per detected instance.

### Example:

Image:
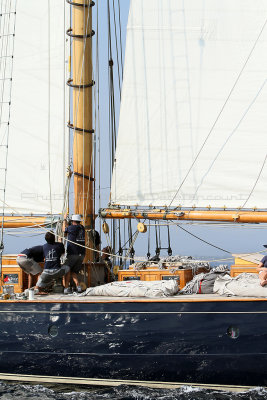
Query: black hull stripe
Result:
<box><xmin>0</xmin><ymin>310</ymin><xmax>266</xmax><ymax>314</ymax></box>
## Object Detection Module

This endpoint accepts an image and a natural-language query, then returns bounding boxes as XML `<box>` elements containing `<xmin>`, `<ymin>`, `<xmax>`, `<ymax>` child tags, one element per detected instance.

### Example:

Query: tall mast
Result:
<box><xmin>68</xmin><ymin>0</ymin><xmax>95</xmax><ymax>260</ymax></box>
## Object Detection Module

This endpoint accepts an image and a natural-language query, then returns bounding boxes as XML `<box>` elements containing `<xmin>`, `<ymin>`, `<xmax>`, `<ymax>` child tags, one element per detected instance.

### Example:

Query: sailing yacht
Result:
<box><xmin>0</xmin><ymin>0</ymin><xmax>267</xmax><ymax>391</ymax></box>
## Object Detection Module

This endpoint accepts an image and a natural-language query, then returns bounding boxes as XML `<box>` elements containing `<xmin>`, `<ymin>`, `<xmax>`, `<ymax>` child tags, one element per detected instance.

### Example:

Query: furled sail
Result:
<box><xmin>111</xmin><ymin>0</ymin><xmax>267</xmax><ymax>210</ymax></box>
<box><xmin>0</xmin><ymin>0</ymin><xmax>69</xmax><ymax>215</ymax></box>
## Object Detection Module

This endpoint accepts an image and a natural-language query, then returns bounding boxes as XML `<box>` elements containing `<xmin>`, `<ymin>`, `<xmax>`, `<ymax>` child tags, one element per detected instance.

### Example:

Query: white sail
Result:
<box><xmin>111</xmin><ymin>0</ymin><xmax>267</xmax><ymax>210</ymax></box>
<box><xmin>0</xmin><ymin>0</ymin><xmax>69</xmax><ymax>215</ymax></box>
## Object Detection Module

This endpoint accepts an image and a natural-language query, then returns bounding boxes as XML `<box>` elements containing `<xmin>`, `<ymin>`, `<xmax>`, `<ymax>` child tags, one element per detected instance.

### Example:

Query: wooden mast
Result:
<box><xmin>69</xmin><ymin>0</ymin><xmax>95</xmax><ymax>261</ymax></box>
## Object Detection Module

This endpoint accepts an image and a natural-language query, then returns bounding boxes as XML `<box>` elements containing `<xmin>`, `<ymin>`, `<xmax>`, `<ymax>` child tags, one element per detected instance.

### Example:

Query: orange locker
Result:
<box><xmin>118</xmin><ymin>268</ymin><xmax>195</xmax><ymax>289</ymax></box>
<box><xmin>1</xmin><ymin>254</ymin><xmax>39</xmax><ymax>293</ymax></box>
<box><xmin>230</xmin><ymin>264</ymin><xmax>258</xmax><ymax>278</ymax></box>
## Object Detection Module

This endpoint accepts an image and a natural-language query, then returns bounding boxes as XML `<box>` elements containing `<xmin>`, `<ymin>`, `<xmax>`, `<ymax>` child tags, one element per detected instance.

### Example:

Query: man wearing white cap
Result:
<box><xmin>63</xmin><ymin>214</ymin><xmax>85</xmax><ymax>294</ymax></box>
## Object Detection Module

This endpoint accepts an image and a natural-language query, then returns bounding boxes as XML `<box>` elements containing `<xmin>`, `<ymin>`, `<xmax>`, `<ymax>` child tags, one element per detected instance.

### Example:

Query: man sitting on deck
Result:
<box><xmin>257</xmin><ymin>245</ymin><xmax>267</xmax><ymax>287</ymax></box>
<box><xmin>35</xmin><ymin>232</ymin><xmax>70</xmax><ymax>295</ymax></box>
<box><xmin>17</xmin><ymin>246</ymin><xmax>44</xmax><ymax>289</ymax></box>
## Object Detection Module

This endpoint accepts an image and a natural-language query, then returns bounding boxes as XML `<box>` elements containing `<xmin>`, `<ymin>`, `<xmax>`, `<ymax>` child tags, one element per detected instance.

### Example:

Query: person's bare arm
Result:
<box><xmin>256</xmin><ymin>262</ymin><xmax>264</xmax><ymax>272</ymax></box>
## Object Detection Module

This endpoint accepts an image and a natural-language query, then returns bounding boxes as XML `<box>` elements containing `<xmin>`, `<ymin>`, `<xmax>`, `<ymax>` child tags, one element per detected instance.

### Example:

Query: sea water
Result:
<box><xmin>0</xmin><ymin>382</ymin><xmax>267</xmax><ymax>400</ymax></box>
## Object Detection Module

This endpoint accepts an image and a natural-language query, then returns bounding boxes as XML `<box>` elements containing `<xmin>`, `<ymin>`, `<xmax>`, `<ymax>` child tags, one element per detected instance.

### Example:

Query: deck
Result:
<box><xmin>1</xmin><ymin>293</ymin><xmax>267</xmax><ymax>303</ymax></box>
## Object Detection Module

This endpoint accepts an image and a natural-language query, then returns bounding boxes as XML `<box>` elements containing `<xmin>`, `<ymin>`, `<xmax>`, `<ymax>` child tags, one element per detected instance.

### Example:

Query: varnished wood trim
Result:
<box><xmin>0</xmin><ymin>372</ymin><xmax>260</xmax><ymax>392</ymax></box>
<box><xmin>1</xmin><ymin>297</ymin><xmax>267</xmax><ymax>304</ymax></box>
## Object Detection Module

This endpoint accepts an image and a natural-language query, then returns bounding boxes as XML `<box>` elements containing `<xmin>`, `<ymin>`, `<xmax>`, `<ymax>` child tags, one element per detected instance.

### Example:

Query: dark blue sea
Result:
<box><xmin>0</xmin><ymin>382</ymin><xmax>267</xmax><ymax>400</ymax></box>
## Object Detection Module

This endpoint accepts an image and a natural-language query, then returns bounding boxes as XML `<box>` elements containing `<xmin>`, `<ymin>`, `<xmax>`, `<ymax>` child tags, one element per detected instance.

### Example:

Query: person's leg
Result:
<box><xmin>259</xmin><ymin>269</ymin><xmax>267</xmax><ymax>286</ymax></box>
<box><xmin>71</xmin><ymin>255</ymin><xmax>84</xmax><ymax>292</ymax></box>
<box><xmin>58</xmin><ymin>265</ymin><xmax>71</xmax><ymax>294</ymax></box>
<box><xmin>35</xmin><ymin>271</ymin><xmax>51</xmax><ymax>294</ymax></box>
<box><xmin>71</xmin><ymin>272</ymin><xmax>79</xmax><ymax>287</ymax></box>
<box><xmin>62</xmin><ymin>256</ymin><xmax>74</xmax><ymax>289</ymax></box>
<box><xmin>28</xmin><ymin>274</ymin><xmax>33</xmax><ymax>289</ymax></box>
<box><xmin>64</xmin><ymin>270</ymin><xmax>71</xmax><ymax>288</ymax></box>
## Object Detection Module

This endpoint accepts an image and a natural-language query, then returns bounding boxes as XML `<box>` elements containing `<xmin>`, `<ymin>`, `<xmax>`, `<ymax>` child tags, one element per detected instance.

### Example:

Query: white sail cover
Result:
<box><xmin>111</xmin><ymin>0</ymin><xmax>267</xmax><ymax>209</ymax></box>
<box><xmin>0</xmin><ymin>0</ymin><xmax>69</xmax><ymax>215</ymax></box>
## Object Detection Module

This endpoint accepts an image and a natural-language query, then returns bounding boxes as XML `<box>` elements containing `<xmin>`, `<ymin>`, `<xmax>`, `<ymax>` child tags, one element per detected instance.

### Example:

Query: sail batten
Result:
<box><xmin>111</xmin><ymin>0</ymin><xmax>267</xmax><ymax>210</ymax></box>
<box><xmin>0</xmin><ymin>1</ymin><xmax>69</xmax><ymax>216</ymax></box>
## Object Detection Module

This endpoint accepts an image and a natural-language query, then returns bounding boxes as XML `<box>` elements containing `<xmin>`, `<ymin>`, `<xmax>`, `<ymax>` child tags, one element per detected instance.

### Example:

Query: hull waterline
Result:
<box><xmin>0</xmin><ymin>297</ymin><xmax>266</xmax><ymax>389</ymax></box>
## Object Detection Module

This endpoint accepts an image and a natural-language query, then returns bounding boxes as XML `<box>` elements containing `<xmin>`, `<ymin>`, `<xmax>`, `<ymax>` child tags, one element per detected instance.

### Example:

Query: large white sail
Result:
<box><xmin>111</xmin><ymin>0</ymin><xmax>267</xmax><ymax>210</ymax></box>
<box><xmin>0</xmin><ymin>0</ymin><xmax>69</xmax><ymax>215</ymax></box>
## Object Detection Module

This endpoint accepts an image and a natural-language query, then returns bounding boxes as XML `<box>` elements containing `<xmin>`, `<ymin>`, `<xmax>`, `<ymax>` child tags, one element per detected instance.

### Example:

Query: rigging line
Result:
<box><xmin>241</xmin><ymin>153</ymin><xmax>267</xmax><ymax>209</ymax></box>
<box><xmin>107</xmin><ymin>0</ymin><xmax>117</xmax><ymax>185</ymax></box>
<box><xmin>115</xmin><ymin>229</ymin><xmax>138</xmax><ymax>253</ymax></box>
<box><xmin>172</xmin><ymin>221</ymin><xmax>232</xmax><ymax>254</ymax></box>
<box><xmin>192</xmin><ymin>79</ymin><xmax>267</xmax><ymax>201</ymax></box>
<box><xmin>112</xmin><ymin>0</ymin><xmax>121</xmax><ymax>97</ymax></box>
<box><xmin>0</xmin><ymin>0</ymin><xmax>16</xmax><ymax>251</ymax></box>
<box><xmin>147</xmin><ymin>223</ymin><xmax>150</xmax><ymax>259</ymax></box>
<box><xmin>117</xmin><ymin>0</ymin><xmax>123</xmax><ymax>80</ymax></box>
<box><xmin>0</xmin><ymin>0</ymin><xmax>11</xmax><ymax>123</ymax></box>
<box><xmin>47</xmin><ymin>0</ymin><xmax>53</xmax><ymax>224</ymax></box>
<box><xmin>168</xmin><ymin>16</ymin><xmax>267</xmax><ymax>209</ymax></box>
<box><xmin>96</xmin><ymin>0</ymin><xmax>101</xmax><ymax>241</ymax></box>
<box><xmin>0</xmin><ymin>0</ymin><xmax>9</xmax><ymax>251</ymax></box>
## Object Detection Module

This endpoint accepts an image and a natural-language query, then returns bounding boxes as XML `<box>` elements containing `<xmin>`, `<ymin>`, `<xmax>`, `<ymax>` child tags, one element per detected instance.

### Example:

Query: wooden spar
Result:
<box><xmin>1</xmin><ymin>216</ymin><xmax>50</xmax><ymax>229</ymax></box>
<box><xmin>71</xmin><ymin>0</ymin><xmax>94</xmax><ymax>260</ymax></box>
<box><xmin>100</xmin><ymin>209</ymin><xmax>267</xmax><ymax>223</ymax></box>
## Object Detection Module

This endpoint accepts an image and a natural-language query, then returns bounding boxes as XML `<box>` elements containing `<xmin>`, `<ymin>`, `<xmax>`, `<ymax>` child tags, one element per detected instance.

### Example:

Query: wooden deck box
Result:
<box><xmin>230</xmin><ymin>264</ymin><xmax>258</xmax><ymax>277</ymax></box>
<box><xmin>1</xmin><ymin>255</ymin><xmax>26</xmax><ymax>293</ymax></box>
<box><xmin>118</xmin><ymin>268</ymin><xmax>197</xmax><ymax>289</ymax></box>
<box><xmin>1</xmin><ymin>254</ymin><xmax>41</xmax><ymax>293</ymax></box>
<box><xmin>230</xmin><ymin>256</ymin><xmax>258</xmax><ymax>277</ymax></box>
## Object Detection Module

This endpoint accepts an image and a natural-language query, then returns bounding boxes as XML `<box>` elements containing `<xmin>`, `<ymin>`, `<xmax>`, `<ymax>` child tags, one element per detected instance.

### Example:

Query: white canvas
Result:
<box><xmin>111</xmin><ymin>0</ymin><xmax>267</xmax><ymax>210</ymax></box>
<box><xmin>1</xmin><ymin>0</ymin><xmax>69</xmax><ymax>215</ymax></box>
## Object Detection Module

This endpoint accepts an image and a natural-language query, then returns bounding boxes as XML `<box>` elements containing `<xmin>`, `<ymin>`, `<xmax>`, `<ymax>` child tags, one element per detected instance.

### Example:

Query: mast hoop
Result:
<box><xmin>67</xmin><ymin>123</ymin><xmax>94</xmax><ymax>134</ymax></box>
<box><xmin>66</xmin><ymin>0</ymin><xmax>95</xmax><ymax>7</ymax></box>
<box><xmin>66</xmin><ymin>28</ymin><xmax>95</xmax><ymax>39</ymax></box>
<box><xmin>67</xmin><ymin>78</ymin><xmax>95</xmax><ymax>89</ymax></box>
<box><xmin>74</xmin><ymin>172</ymin><xmax>95</xmax><ymax>182</ymax></box>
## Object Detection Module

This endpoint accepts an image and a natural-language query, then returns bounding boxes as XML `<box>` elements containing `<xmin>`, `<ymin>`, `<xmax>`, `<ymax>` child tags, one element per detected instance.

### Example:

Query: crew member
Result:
<box><xmin>257</xmin><ymin>245</ymin><xmax>267</xmax><ymax>287</ymax></box>
<box><xmin>101</xmin><ymin>246</ymin><xmax>112</xmax><ymax>283</ymax></box>
<box><xmin>63</xmin><ymin>214</ymin><xmax>85</xmax><ymax>293</ymax></box>
<box><xmin>17</xmin><ymin>246</ymin><xmax>44</xmax><ymax>289</ymax></box>
<box><xmin>35</xmin><ymin>232</ymin><xmax>69</xmax><ymax>294</ymax></box>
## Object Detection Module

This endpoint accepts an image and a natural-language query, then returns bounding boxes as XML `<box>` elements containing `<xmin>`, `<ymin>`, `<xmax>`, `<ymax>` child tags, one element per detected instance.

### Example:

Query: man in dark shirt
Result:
<box><xmin>17</xmin><ymin>246</ymin><xmax>44</xmax><ymax>288</ymax></box>
<box><xmin>35</xmin><ymin>232</ymin><xmax>70</xmax><ymax>294</ymax></box>
<box><xmin>63</xmin><ymin>214</ymin><xmax>85</xmax><ymax>294</ymax></box>
<box><xmin>257</xmin><ymin>246</ymin><xmax>267</xmax><ymax>286</ymax></box>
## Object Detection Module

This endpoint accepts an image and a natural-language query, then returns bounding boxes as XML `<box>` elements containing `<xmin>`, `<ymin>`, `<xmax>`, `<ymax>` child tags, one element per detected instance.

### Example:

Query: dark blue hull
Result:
<box><xmin>0</xmin><ymin>299</ymin><xmax>266</xmax><ymax>387</ymax></box>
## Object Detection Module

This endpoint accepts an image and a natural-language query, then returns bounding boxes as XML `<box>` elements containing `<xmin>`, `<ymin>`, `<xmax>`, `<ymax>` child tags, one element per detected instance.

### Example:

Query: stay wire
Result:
<box><xmin>241</xmin><ymin>153</ymin><xmax>267</xmax><ymax>209</ymax></box>
<box><xmin>117</xmin><ymin>0</ymin><xmax>123</xmax><ymax>80</ymax></box>
<box><xmin>47</xmin><ymin>0</ymin><xmax>53</xmax><ymax>225</ymax></box>
<box><xmin>112</xmin><ymin>0</ymin><xmax>121</xmax><ymax>97</ymax></box>
<box><xmin>0</xmin><ymin>0</ymin><xmax>17</xmax><ymax>262</ymax></box>
<box><xmin>173</xmin><ymin>221</ymin><xmax>231</xmax><ymax>254</ymax></box>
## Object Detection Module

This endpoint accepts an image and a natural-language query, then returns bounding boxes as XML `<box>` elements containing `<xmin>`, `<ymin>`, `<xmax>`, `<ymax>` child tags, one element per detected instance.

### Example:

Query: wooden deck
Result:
<box><xmin>1</xmin><ymin>293</ymin><xmax>267</xmax><ymax>303</ymax></box>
